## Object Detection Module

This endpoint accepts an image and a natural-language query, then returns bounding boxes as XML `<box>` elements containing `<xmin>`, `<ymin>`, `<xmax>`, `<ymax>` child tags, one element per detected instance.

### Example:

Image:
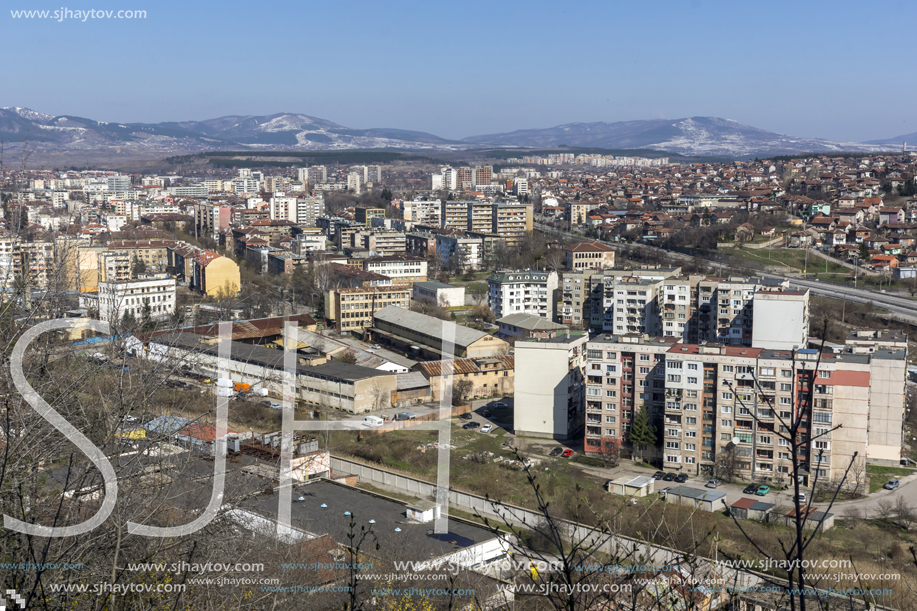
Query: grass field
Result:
<box><xmin>723</xmin><ymin>247</ymin><xmax>852</xmax><ymax>274</ymax></box>
<box><xmin>867</xmin><ymin>464</ymin><xmax>913</xmax><ymax>493</ymax></box>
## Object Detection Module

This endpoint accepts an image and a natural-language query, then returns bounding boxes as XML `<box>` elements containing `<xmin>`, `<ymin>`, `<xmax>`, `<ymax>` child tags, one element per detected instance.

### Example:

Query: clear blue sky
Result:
<box><xmin>2</xmin><ymin>0</ymin><xmax>914</xmax><ymax>142</ymax></box>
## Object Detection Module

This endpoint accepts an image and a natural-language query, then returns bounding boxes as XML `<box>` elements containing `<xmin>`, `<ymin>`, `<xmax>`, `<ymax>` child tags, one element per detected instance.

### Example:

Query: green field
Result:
<box><xmin>867</xmin><ymin>464</ymin><xmax>913</xmax><ymax>493</ymax></box>
<box><xmin>723</xmin><ymin>247</ymin><xmax>852</xmax><ymax>274</ymax></box>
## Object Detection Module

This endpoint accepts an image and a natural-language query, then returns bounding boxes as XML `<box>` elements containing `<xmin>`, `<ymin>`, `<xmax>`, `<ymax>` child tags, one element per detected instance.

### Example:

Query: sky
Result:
<box><xmin>1</xmin><ymin>0</ymin><xmax>915</xmax><ymax>142</ymax></box>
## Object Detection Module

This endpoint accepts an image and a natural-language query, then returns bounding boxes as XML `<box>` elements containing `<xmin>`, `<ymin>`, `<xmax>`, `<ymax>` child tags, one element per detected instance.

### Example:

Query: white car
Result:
<box><xmin>480</xmin><ymin>424</ymin><xmax>493</xmax><ymax>433</ymax></box>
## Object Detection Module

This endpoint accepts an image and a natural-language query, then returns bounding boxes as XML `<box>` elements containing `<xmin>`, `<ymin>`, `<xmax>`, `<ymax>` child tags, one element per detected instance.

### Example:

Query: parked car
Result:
<box><xmin>674</xmin><ymin>474</ymin><xmax>688</xmax><ymax>483</ymax></box>
<box><xmin>482</xmin><ymin>410</ymin><xmax>491</xmax><ymax>418</ymax></box>
<box><xmin>464</xmin><ymin>421</ymin><xmax>480</xmax><ymax>429</ymax></box>
<box><xmin>549</xmin><ymin>447</ymin><xmax>563</xmax><ymax>457</ymax></box>
<box><xmin>743</xmin><ymin>484</ymin><xmax>758</xmax><ymax>495</ymax></box>
<box><xmin>269</xmin><ymin>403</ymin><xmax>283</xmax><ymax>410</ymax></box>
<box><xmin>493</xmin><ymin>402</ymin><xmax>508</xmax><ymax>409</ymax></box>
<box><xmin>658</xmin><ymin>487</ymin><xmax>673</xmax><ymax>496</ymax></box>
<box><xmin>459</xmin><ymin>413</ymin><xmax>472</xmax><ymax>420</ymax></box>
<box><xmin>663</xmin><ymin>473</ymin><xmax>676</xmax><ymax>482</ymax></box>
<box><xmin>653</xmin><ymin>471</ymin><xmax>665</xmax><ymax>480</ymax></box>
<box><xmin>756</xmin><ymin>485</ymin><xmax>771</xmax><ymax>496</ymax></box>
<box><xmin>884</xmin><ymin>479</ymin><xmax>900</xmax><ymax>490</ymax></box>
<box><xmin>372</xmin><ymin>344</ymin><xmax>381</xmax><ymax>349</ymax></box>
<box><xmin>796</xmin><ymin>493</ymin><xmax>807</xmax><ymax>503</ymax></box>
<box><xmin>705</xmin><ymin>480</ymin><xmax>719</xmax><ymax>489</ymax></box>
<box><xmin>480</xmin><ymin>424</ymin><xmax>493</xmax><ymax>433</ymax></box>
<box><xmin>561</xmin><ymin>449</ymin><xmax>574</xmax><ymax>458</ymax></box>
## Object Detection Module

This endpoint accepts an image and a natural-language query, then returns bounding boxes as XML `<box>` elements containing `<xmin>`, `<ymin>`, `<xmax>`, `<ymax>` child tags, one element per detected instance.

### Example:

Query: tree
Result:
<box><xmin>857</xmin><ymin>242</ymin><xmax>870</xmax><ymax>263</ymax></box>
<box><xmin>595</xmin><ymin>437</ymin><xmax>622</xmax><ymax>468</ymax></box>
<box><xmin>337</xmin><ymin>349</ymin><xmax>358</xmax><ymax>364</ymax></box>
<box><xmin>469</xmin><ymin>283</ymin><xmax>487</xmax><ymax>306</ymax></box>
<box><xmin>131</xmin><ymin>253</ymin><xmax>146</xmax><ymax>277</ymax></box>
<box><xmin>628</xmin><ymin>405</ymin><xmax>655</xmax><ymax>462</ymax></box>
<box><xmin>453</xmin><ymin>378</ymin><xmax>473</xmax><ymax>405</ymax></box>
<box><xmin>470</xmin><ymin>304</ymin><xmax>496</xmax><ymax>324</ymax></box>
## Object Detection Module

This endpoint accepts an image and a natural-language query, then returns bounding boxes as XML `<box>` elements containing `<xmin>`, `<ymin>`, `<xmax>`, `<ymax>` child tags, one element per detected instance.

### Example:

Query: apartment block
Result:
<box><xmin>514</xmin><ymin>332</ymin><xmax>589</xmax><ymax>440</ymax></box>
<box><xmin>355</xmin><ymin>207</ymin><xmax>385</xmax><ymax>226</ymax></box>
<box><xmin>487</xmin><ymin>270</ymin><xmax>558</xmax><ymax>319</ymax></box>
<box><xmin>325</xmin><ymin>286</ymin><xmax>412</xmax><ymax>332</ymax></box>
<box><xmin>403</xmin><ymin>200</ymin><xmax>441</xmax><ymax>225</ymax></box>
<box><xmin>584</xmin><ymin>335</ymin><xmax>906</xmax><ymax>487</ymax></box>
<box><xmin>436</xmin><ymin>234</ymin><xmax>487</xmax><ymax>272</ymax></box>
<box><xmin>438</xmin><ymin>201</ymin><xmax>533</xmax><ymax>244</ymax></box>
<box><xmin>557</xmin><ymin>270</ymin><xmax>604</xmax><ymax>329</ymax></box>
<box><xmin>583</xmin><ymin>335</ymin><xmax>676</xmax><ymax>455</ymax></box>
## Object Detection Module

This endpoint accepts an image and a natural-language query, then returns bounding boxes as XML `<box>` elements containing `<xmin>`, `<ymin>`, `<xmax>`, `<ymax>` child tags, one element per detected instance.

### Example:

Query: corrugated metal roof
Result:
<box><xmin>373</xmin><ymin>306</ymin><xmax>489</xmax><ymax>349</ymax></box>
<box><xmin>396</xmin><ymin>371</ymin><xmax>430</xmax><ymax>390</ymax></box>
<box><xmin>415</xmin><ymin>356</ymin><xmax>513</xmax><ymax>378</ymax></box>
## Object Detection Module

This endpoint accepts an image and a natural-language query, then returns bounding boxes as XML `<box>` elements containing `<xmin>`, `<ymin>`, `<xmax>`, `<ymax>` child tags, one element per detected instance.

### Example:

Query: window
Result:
<box><xmin>606</xmin><ymin>365</ymin><xmax>617</xmax><ymax>372</ymax></box>
<box><xmin>687</xmin><ymin>377</ymin><xmax>697</xmax><ymax>384</ymax></box>
<box><xmin>685</xmin><ymin>431</ymin><xmax>697</xmax><ymax>438</ymax></box>
<box><xmin>667</xmin><ymin>374</ymin><xmax>681</xmax><ymax>382</ymax></box>
<box><xmin>759</xmin><ymin>367</ymin><xmax>775</xmax><ymax>376</ymax></box>
<box><xmin>606</xmin><ymin>390</ymin><xmax>617</xmax><ymax>398</ymax></box>
<box><xmin>815</xmin><ymin>440</ymin><xmax>830</xmax><ymax>450</ymax></box>
<box><xmin>587</xmin><ymin>388</ymin><xmax>601</xmax><ymax>397</ymax></box>
<box><xmin>721</xmin><ymin>392</ymin><xmax>733</xmax><ymax>400</ymax></box>
<box><xmin>606</xmin><ymin>352</ymin><xmax>616</xmax><ymax>359</ymax></box>
<box><xmin>684</xmin><ymin>404</ymin><xmax>697</xmax><ymax>411</ymax></box>
<box><xmin>686</xmin><ymin>417</ymin><xmax>697</xmax><ymax>425</ymax></box>
<box><xmin>665</xmin><ymin>441</ymin><xmax>680</xmax><ymax>450</ymax></box>
<box><xmin>722</xmin><ymin>365</ymin><xmax>734</xmax><ymax>373</ymax></box>
<box><xmin>605</xmin><ymin>403</ymin><xmax>617</xmax><ymax>410</ymax></box>
<box><xmin>665</xmin><ymin>455</ymin><xmax>679</xmax><ymax>463</ymax></box>
<box><xmin>667</xmin><ymin>361</ymin><xmax>682</xmax><ymax>369</ymax></box>
<box><xmin>605</xmin><ymin>429</ymin><xmax>616</xmax><ymax>437</ymax></box>
<box><xmin>639</xmin><ymin>354</ymin><xmax>650</xmax><ymax>361</ymax></box>
<box><xmin>813</xmin><ymin>412</ymin><xmax>833</xmax><ymax>424</ymax></box>
<box><xmin>687</xmin><ymin>363</ymin><xmax>698</xmax><ymax>371</ymax></box>
<box><xmin>781</xmin><ymin>369</ymin><xmax>792</xmax><ymax>378</ymax></box>
<box><xmin>780</xmin><ymin>383</ymin><xmax>792</xmax><ymax>391</ymax></box>
<box><xmin>759</xmin><ymin>435</ymin><xmax>772</xmax><ymax>444</ymax></box>
<box><xmin>587</xmin><ymin>350</ymin><xmax>602</xmax><ymax>359</ymax></box>
<box><xmin>639</xmin><ymin>367</ymin><xmax>650</xmax><ymax>374</ymax></box>
<box><xmin>721</xmin><ymin>405</ymin><xmax>732</xmax><ymax>414</ymax></box>
<box><xmin>686</xmin><ymin>390</ymin><xmax>698</xmax><ymax>398</ymax></box>
<box><xmin>666</xmin><ymin>428</ymin><xmax>679</xmax><ymax>437</ymax></box>
<box><xmin>605</xmin><ymin>416</ymin><xmax>616</xmax><ymax>423</ymax></box>
<box><xmin>779</xmin><ymin>397</ymin><xmax>792</xmax><ymax>405</ymax></box>
<box><xmin>721</xmin><ymin>433</ymin><xmax>731</xmax><ymax>440</ymax></box>
<box><xmin>780</xmin><ymin>411</ymin><xmax>792</xmax><ymax>419</ymax></box>
<box><xmin>685</xmin><ymin>456</ymin><xmax>696</xmax><ymax>464</ymax></box>
<box><xmin>818</xmin><ymin>370</ymin><xmax>831</xmax><ymax>379</ymax></box>
<box><xmin>721</xmin><ymin>419</ymin><xmax>732</xmax><ymax>428</ymax></box>
<box><xmin>778</xmin><ymin>438</ymin><xmax>789</xmax><ymax>447</ymax></box>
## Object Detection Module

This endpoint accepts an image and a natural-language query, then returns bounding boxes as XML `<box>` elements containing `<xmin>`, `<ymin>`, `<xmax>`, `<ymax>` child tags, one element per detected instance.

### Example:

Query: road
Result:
<box><xmin>536</xmin><ymin>221</ymin><xmax>917</xmax><ymax>321</ymax></box>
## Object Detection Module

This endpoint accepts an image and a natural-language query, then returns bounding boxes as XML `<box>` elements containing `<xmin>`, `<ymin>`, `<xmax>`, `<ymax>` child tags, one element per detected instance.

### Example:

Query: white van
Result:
<box><xmin>363</xmin><ymin>415</ymin><xmax>384</xmax><ymax>427</ymax></box>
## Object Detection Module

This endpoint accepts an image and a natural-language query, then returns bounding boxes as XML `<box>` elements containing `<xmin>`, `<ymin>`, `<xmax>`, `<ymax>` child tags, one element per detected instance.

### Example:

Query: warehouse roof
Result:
<box><xmin>373</xmin><ymin>306</ymin><xmax>489</xmax><ymax>349</ymax></box>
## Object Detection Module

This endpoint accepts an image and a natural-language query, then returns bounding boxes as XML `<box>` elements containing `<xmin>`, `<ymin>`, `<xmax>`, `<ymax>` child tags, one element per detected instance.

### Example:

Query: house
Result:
<box><xmin>879</xmin><ymin>207</ymin><xmax>904</xmax><ymax>226</ymax></box>
<box><xmin>787</xmin><ymin>232</ymin><xmax>813</xmax><ymax>248</ymax></box>
<box><xmin>834</xmin><ymin>207</ymin><xmax>864</xmax><ymax>225</ymax></box>
<box><xmin>606</xmin><ymin>475</ymin><xmax>655</xmax><ymax>498</ymax></box>
<box><xmin>824</xmin><ymin>229</ymin><xmax>847</xmax><ymax>246</ymax></box>
<box><xmin>564</xmin><ymin>240</ymin><xmax>616</xmax><ymax>270</ymax></box>
<box><xmin>871</xmin><ymin>254</ymin><xmax>898</xmax><ymax>269</ymax></box>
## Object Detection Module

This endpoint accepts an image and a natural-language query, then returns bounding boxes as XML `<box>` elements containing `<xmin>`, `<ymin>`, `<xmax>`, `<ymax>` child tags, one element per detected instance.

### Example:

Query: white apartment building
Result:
<box><xmin>363</xmin><ymin>255</ymin><xmax>427</xmax><ymax>286</ymax></box>
<box><xmin>515</xmin><ymin>332</ymin><xmax>589</xmax><ymax>440</ymax></box>
<box><xmin>487</xmin><ymin>270</ymin><xmax>558</xmax><ymax>319</ymax></box>
<box><xmin>92</xmin><ymin>275</ymin><xmax>176</xmax><ymax>323</ymax></box>
<box><xmin>436</xmin><ymin>235</ymin><xmax>486</xmax><ymax>272</ymax></box>
<box><xmin>403</xmin><ymin>199</ymin><xmax>442</xmax><ymax>225</ymax></box>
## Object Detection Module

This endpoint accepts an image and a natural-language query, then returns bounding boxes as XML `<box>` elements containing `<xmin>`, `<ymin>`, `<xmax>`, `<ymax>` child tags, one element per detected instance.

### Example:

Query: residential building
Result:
<box><xmin>751</xmin><ymin>289</ymin><xmax>810</xmax><ymax>350</ymax></box>
<box><xmin>325</xmin><ymin>286</ymin><xmax>412</xmax><ymax>332</ymax></box>
<box><xmin>564</xmin><ymin>240</ymin><xmax>616</xmax><ymax>270</ymax></box>
<box><xmin>436</xmin><ymin>234</ymin><xmax>487</xmax><ymax>272</ymax></box>
<box><xmin>514</xmin><ymin>332</ymin><xmax>589</xmax><ymax>440</ymax></box>
<box><xmin>355</xmin><ymin>207</ymin><xmax>385</xmax><ymax>226</ymax></box>
<box><xmin>403</xmin><ymin>200</ymin><xmax>441</xmax><ymax>225</ymax></box>
<box><xmin>190</xmin><ymin>250</ymin><xmax>241</xmax><ymax>296</ymax></box>
<box><xmin>487</xmin><ymin>270</ymin><xmax>558</xmax><ymax>319</ymax></box>
<box><xmin>583</xmin><ymin>335</ymin><xmax>677</xmax><ymax>457</ymax></box>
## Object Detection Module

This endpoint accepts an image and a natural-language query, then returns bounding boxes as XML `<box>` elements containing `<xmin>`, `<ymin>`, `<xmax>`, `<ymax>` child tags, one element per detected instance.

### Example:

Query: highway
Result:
<box><xmin>535</xmin><ymin>221</ymin><xmax>917</xmax><ymax>322</ymax></box>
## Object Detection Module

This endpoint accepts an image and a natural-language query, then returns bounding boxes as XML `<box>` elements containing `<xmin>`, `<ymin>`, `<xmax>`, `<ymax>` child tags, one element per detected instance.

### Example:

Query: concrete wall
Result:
<box><xmin>867</xmin><ymin>357</ymin><xmax>905</xmax><ymax>463</ymax></box>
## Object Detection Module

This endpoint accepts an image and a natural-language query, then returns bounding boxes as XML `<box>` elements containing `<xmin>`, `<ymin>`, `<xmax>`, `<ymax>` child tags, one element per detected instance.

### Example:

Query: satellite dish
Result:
<box><xmin>732</xmin><ymin>437</ymin><xmax>740</xmax><ymax>445</ymax></box>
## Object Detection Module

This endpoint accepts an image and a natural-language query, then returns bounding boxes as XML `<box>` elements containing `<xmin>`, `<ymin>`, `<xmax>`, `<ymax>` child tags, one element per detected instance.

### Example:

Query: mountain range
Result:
<box><xmin>0</xmin><ymin>107</ymin><xmax>908</xmax><ymax>159</ymax></box>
